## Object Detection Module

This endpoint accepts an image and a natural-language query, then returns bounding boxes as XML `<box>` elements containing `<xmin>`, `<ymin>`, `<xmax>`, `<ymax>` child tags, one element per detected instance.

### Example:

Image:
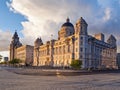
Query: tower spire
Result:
<box><xmin>66</xmin><ymin>17</ymin><xmax>70</xmax><ymax>22</ymax></box>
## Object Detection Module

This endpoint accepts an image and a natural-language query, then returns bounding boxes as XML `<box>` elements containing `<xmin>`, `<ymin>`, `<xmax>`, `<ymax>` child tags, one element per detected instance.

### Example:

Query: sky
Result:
<box><xmin>0</xmin><ymin>51</ymin><xmax>9</xmax><ymax>61</ymax></box>
<box><xmin>0</xmin><ymin>0</ymin><xmax>120</xmax><ymax>52</ymax></box>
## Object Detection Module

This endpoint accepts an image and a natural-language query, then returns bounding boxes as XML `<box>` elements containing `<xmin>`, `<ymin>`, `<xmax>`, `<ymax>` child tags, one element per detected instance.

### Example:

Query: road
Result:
<box><xmin>0</xmin><ymin>67</ymin><xmax>120</xmax><ymax>90</ymax></box>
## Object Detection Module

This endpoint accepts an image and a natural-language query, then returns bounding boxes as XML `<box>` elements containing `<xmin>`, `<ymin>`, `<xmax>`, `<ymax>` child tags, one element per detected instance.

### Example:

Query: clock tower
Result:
<box><xmin>10</xmin><ymin>31</ymin><xmax>22</xmax><ymax>60</ymax></box>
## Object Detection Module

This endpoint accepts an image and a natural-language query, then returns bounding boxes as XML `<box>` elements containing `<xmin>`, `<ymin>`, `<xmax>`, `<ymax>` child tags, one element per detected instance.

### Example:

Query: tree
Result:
<box><xmin>70</xmin><ymin>60</ymin><xmax>82</xmax><ymax>69</ymax></box>
<box><xmin>9</xmin><ymin>58</ymin><xmax>22</xmax><ymax>65</ymax></box>
<box><xmin>0</xmin><ymin>55</ymin><xmax>2</xmax><ymax>61</ymax></box>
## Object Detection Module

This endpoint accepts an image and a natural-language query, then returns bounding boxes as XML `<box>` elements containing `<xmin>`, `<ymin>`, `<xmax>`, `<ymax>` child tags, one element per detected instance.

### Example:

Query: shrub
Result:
<box><xmin>9</xmin><ymin>58</ymin><xmax>22</xmax><ymax>65</ymax></box>
<box><xmin>0</xmin><ymin>55</ymin><xmax>2</xmax><ymax>61</ymax></box>
<box><xmin>70</xmin><ymin>60</ymin><xmax>82</xmax><ymax>69</ymax></box>
<box><xmin>0</xmin><ymin>61</ymin><xmax>7</xmax><ymax>64</ymax></box>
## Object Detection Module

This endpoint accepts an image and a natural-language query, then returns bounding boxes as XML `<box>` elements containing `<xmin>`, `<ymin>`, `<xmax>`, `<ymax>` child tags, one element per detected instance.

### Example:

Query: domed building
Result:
<box><xmin>58</xmin><ymin>18</ymin><xmax>74</xmax><ymax>40</ymax></box>
<box><xmin>33</xmin><ymin>17</ymin><xmax>117</xmax><ymax>69</ymax></box>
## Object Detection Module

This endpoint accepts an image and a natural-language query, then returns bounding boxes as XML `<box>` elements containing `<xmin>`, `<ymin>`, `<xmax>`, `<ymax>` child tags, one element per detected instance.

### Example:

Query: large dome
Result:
<box><xmin>58</xmin><ymin>18</ymin><xmax>74</xmax><ymax>40</ymax></box>
<box><xmin>61</xmin><ymin>18</ymin><xmax>74</xmax><ymax>27</ymax></box>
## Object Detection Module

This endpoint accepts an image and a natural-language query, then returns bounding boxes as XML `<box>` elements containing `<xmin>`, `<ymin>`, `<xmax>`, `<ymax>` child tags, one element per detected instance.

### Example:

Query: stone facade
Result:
<box><xmin>33</xmin><ymin>17</ymin><xmax>117</xmax><ymax>69</ymax></box>
<box><xmin>16</xmin><ymin>45</ymin><xmax>34</xmax><ymax>65</ymax></box>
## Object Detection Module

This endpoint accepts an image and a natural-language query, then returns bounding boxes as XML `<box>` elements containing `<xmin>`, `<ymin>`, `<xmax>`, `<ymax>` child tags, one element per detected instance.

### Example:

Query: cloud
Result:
<box><xmin>7</xmin><ymin>0</ymin><xmax>100</xmax><ymax>43</ymax></box>
<box><xmin>6</xmin><ymin>0</ymin><xmax>120</xmax><ymax>52</ymax></box>
<box><xmin>103</xmin><ymin>8</ymin><xmax>111</xmax><ymax>21</ymax></box>
<box><xmin>0</xmin><ymin>30</ymin><xmax>12</xmax><ymax>51</ymax></box>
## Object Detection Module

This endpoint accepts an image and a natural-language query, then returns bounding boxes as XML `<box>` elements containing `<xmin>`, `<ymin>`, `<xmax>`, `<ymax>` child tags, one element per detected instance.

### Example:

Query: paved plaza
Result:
<box><xmin>0</xmin><ymin>67</ymin><xmax>120</xmax><ymax>90</ymax></box>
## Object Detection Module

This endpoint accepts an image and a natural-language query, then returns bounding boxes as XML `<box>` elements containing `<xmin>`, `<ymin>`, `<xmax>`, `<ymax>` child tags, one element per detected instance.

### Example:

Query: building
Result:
<box><xmin>117</xmin><ymin>53</ymin><xmax>120</xmax><ymax>69</ymax></box>
<box><xmin>0</xmin><ymin>56</ymin><xmax>8</xmax><ymax>63</ymax></box>
<box><xmin>10</xmin><ymin>32</ymin><xmax>34</xmax><ymax>65</ymax></box>
<box><xmin>10</xmin><ymin>31</ymin><xmax>22</xmax><ymax>60</ymax></box>
<box><xmin>16</xmin><ymin>45</ymin><xmax>34</xmax><ymax>65</ymax></box>
<box><xmin>3</xmin><ymin>57</ymin><xmax>8</xmax><ymax>61</ymax></box>
<box><xmin>33</xmin><ymin>17</ymin><xmax>117</xmax><ymax>69</ymax></box>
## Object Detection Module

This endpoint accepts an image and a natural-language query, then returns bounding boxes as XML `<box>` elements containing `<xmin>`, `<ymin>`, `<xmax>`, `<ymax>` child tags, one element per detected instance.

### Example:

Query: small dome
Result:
<box><xmin>62</xmin><ymin>18</ymin><xmax>74</xmax><ymax>27</ymax></box>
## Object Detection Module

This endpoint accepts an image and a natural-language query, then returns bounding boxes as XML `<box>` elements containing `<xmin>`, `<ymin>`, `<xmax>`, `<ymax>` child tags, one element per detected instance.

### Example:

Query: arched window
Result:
<box><xmin>59</xmin><ymin>46</ymin><xmax>61</xmax><ymax>54</ymax></box>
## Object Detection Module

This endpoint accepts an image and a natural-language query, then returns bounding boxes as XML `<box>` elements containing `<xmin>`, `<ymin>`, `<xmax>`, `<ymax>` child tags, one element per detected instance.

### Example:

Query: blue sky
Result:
<box><xmin>0</xmin><ymin>0</ymin><xmax>26</xmax><ymax>34</ymax></box>
<box><xmin>0</xmin><ymin>0</ymin><xmax>120</xmax><ymax>52</ymax></box>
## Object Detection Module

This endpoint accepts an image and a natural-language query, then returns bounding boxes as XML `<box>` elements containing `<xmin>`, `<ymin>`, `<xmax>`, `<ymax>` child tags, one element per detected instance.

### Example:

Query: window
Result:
<box><xmin>80</xmin><ymin>55</ymin><xmax>83</xmax><ymax>59</ymax></box>
<box><xmin>76</xmin><ymin>48</ymin><xmax>78</xmax><ymax>52</ymax></box>
<box><xmin>81</xmin><ymin>37</ymin><xmax>83</xmax><ymax>40</ymax></box>
<box><xmin>81</xmin><ymin>41</ymin><xmax>83</xmax><ymax>45</ymax></box>
<box><xmin>85</xmin><ymin>48</ymin><xmax>87</xmax><ymax>52</ymax></box>
<box><xmin>80</xmin><ymin>48</ymin><xmax>83</xmax><ymax>52</ymax></box>
<box><xmin>56</xmin><ymin>47</ymin><xmax>58</xmax><ymax>54</ymax></box>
